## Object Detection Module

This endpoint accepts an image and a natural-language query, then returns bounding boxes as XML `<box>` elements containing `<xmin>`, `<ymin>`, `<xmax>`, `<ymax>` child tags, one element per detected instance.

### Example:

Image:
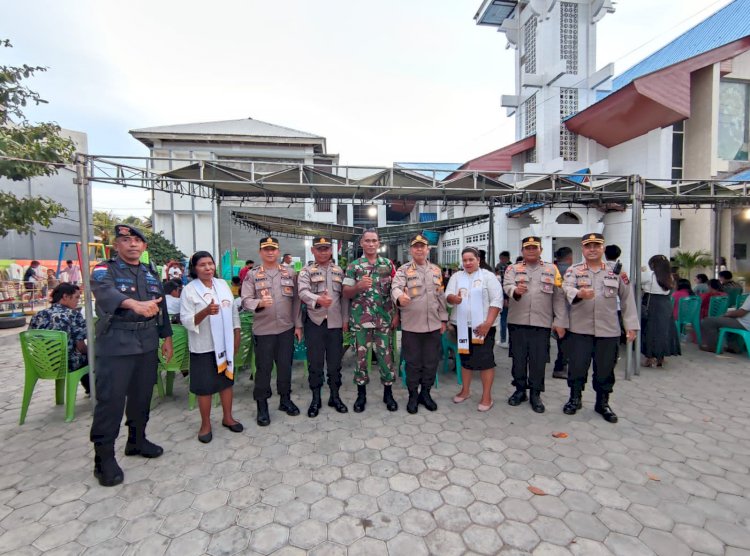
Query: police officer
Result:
<box><xmin>241</xmin><ymin>237</ymin><xmax>303</xmax><ymax>426</ymax></box>
<box><xmin>392</xmin><ymin>234</ymin><xmax>448</xmax><ymax>414</ymax></box>
<box><xmin>89</xmin><ymin>224</ymin><xmax>173</xmax><ymax>487</ymax></box>
<box><xmin>561</xmin><ymin>233</ymin><xmax>639</xmax><ymax>423</ymax></box>
<box><xmin>503</xmin><ymin>237</ymin><xmax>568</xmax><ymax>413</ymax></box>
<box><xmin>342</xmin><ymin>228</ymin><xmax>398</xmax><ymax>413</ymax></box>
<box><xmin>297</xmin><ymin>237</ymin><xmax>349</xmax><ymax>417</ymax></box>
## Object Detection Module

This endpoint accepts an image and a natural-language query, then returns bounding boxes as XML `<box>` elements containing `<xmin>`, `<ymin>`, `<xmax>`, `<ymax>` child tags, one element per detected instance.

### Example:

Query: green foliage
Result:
<box><xmin>144</xmin><ymin>230</ymin><xmax>185</xmax><ymax>266</ymax></box>
<box><xmin>673</xmin><ymin>249</ymin><xmax>713</xmax><ymax>279</ymax></box>
<box><xmin>92</xmin><ymin>210</ymin><xmax>118</xmax><ymax>245</ymax></box>
<box><xmin>0</xmin><ymin>39</ymin><xmax>75</xmax><ymax>236</ymax></box>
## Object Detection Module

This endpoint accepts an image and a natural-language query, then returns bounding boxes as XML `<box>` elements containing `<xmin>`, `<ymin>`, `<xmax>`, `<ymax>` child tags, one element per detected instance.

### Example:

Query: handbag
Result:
<box><xmin>641</xmin><ymin>274</ymin><xmax>654</xmax><ymax>320</ymax></box>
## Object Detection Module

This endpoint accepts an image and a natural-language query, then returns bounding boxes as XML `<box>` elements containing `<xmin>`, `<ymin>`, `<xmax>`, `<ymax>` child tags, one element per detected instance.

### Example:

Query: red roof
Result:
<box><xmin>446</xmin><ymin>135</ymin><xmax>536</xmax><ymax>180</ymax></box>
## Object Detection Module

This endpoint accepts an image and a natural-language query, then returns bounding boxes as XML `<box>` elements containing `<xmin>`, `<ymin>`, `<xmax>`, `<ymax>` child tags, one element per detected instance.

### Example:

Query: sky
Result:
<box><xmin>5</xmin><ymin>0</ymin><xmax>735</xmax><ymax>216</ymax></box>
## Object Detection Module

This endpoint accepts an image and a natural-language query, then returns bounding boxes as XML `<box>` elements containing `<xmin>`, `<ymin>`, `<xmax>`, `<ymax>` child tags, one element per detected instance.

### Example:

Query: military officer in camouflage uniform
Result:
<box><xmin>391</xmin><ymin>234</ymin><xmax>448</xmax><ymax>414</ymax></box>
<box><xmin>561</xmin><ymin>233</ymin><xmax>639</xmax><ymax>423</ymax></box>
<box><xmin>503</xmin><ymin>236</ymin><xmax>568</xmax><ymax>414</ymax></box>
<box><xmin>343</xmin><ymin>228</ymin><xmax>398</xmax><ymax>412</ymax></box>
<box><xmin>297</xmin><ymin>237</ymin><xmax>349</xmax><ymax>417</ymax></box>
<box><xmin>89</xmin><ymin>224</ymin><xmax>173</xmax><ymax>487</ymax></box>
<box><xmin>242</xmin><ymin>236</ymin><xmax>303</xmax><ymax>426</ymax></box>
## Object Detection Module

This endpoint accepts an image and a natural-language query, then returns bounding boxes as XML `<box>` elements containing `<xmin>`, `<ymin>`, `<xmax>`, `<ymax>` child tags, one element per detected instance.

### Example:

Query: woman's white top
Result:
<box><xmin>641</xmin><ymin>270</ymin><xmax>671</xmax><ymax>296</ymax></box>
<box><xmin>445</xmin><ymin>268</ymin><xmax>504</xmax><ymax>327</ymax></box>
<box><xmin>179</xmin><ymin>280</ymin><xmax>240</xmax><ymax>354</ymax></box>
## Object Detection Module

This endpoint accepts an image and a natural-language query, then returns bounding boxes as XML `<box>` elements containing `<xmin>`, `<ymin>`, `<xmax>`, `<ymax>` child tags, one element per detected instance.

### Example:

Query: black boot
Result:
<box><xmin>279</xmin><ymin>394</ymin><xmax>300</xmax><ymax>416</ymax></box>
<box><xmin>529</xmin><ymin>390</ymin><xmax>545</xmax><ymax>413</ymax></box>
<box><xmin>383</xmin><ymin>385</ymin><xmax>398</xmax><ymax>412</ymax></box>
<box><xmin>552</xmin><ymin>365</ymin><xmax>568</xmax><ymax>379</ymax></box>
<box><xmin>595</xmin><ymin>392</ymin><xmax>618</xmax><ymax>423</ymax></box>
<box><xmin>507</xmin><ymin>388</ymin><xmax>527</xmax><ymax>406</ymax></box>
<box><xmin>308</xmin><ymin>388</ymin><xmax>322</xmax><ymax>418</ymax></box>
<box><xmin>353</xmin><ymin>384</ymin><xmax>367</xmax><ymax>413</ymax></box>
<box><xmin>563</xmin><ymin>386</ymin><xmax>583</xmax><ymax>415</ymax></box>
<box><xmin>124</xmin><ymin>426</ymin><xmax>163</xmax><ymax>458</ymax></box>
<box><xmin>407</xmin><ymin>389</ymin><xmax>419</xmax><ymax>414</ymax></box>
<box><xmin>93</xmin><ymin>443</ymin><xmax>124</xmax><ymax>487</ymax></box>
<box><xmin>256</xmin><ymin>399</ymin><xmax>271</xmax><ymax>427</ymax></box>
<box><xmin>418</xmin><ymin>386</ymin><xmax>438</xmax><ymax>411</ymax></box>
<box><xmin>328</xmin><ymin>385</ymin><xmax>348</xmax><ymax>413</ymax></box>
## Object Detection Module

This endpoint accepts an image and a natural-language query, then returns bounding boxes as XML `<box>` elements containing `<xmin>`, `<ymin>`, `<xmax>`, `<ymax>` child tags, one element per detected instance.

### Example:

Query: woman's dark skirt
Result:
<box><xmin>189</xmin><ymin>351</ymin><xmax>234</xmax><ymax>396</ymax></box>
<box><xmin>460</xmin><ymin>327</ymin><xmax>497</xmax><ymax>370</ymax></box>
<box><xmin>641</xmin><ymin>294</ymin><xmax>681</xmax><ymax>359</ymax></box>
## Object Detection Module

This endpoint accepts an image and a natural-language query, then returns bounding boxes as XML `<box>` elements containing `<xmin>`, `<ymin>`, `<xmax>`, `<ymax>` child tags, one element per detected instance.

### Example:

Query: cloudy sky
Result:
<box><xmin>5</xmin><ymin>0</ymin><xmax>733</xmax><ymax>215</ymax></box>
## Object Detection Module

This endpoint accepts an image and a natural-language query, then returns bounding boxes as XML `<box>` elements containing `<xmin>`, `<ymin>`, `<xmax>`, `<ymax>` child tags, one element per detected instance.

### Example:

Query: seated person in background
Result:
<box><xmin>718</xmin><ymin>270</ymin><xmax>741</xmax><ymax>291</ymax></box>
<box><xmin>699</xmin><ymin>279</ymin><xmax>726</xmax><ymax>319</ymax></box>
<box><xmin>672</xmin><ymin>279</ymin><xmax>694</xmax><ymax>319</ymax></box>
<box><xmin>167</xmin><ymin>261</ymin><xmax>184</xmax><ymax>282</ymax></box>
<box><xmin>700</xmin><ymin>294</ymin><xmax>750</xmax><ymax>353</ymax></box>
<box><xmin>164</xmin><ymin>279</ymin><xmax>183</xmax><ymax>323</ymax></box>
<box><xmin>693</xmin><ymin>273</ymin><xmax>709</xmax><ymax>295</ymax></box>
<box><xmin>29</xmin><ymin>283</ymin><xmax>90</xmax><ymax>395</ymax></box>
<box><xmin>230</xmin><ymin>276</ymin><xmax>241</xmax><ymax>297</ymax></box>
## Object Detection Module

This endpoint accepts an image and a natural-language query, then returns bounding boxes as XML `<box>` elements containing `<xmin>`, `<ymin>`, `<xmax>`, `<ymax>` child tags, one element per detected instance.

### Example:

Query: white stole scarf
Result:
<box><xmin>456</xmin><ymin>270</ymin><xmax>486</xmax><ymax>354</ymax></box>
<box><xmin>193</xmin><ymin>277</ymin><xmax>235</xmax><ymax>380</ymax></box>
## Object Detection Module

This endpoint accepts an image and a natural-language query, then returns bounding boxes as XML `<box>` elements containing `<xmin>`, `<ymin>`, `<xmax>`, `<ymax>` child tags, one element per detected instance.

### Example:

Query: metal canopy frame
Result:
<box><xmin>73</xmin><ymin>154</ymin><xmax>750</xmax><ymax>389</ymax></box>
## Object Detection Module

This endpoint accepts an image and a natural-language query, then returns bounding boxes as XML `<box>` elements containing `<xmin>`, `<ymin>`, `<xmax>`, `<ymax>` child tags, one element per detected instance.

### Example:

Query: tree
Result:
<box><xmin>0</xmin><ymin>39</ymin><xmax>75</xmax><ymax>236</ymax></box>
<box><xmin>673</xmin><ymin>249</ymin><xmax>713</xmax><ymax>280</ymax></box>
<box><xmin>144</xmin><ymin>230</ymin><xmax>185</xmax><ymax>266</ymax></box>
<box><xmin>92</xmin><ymin>210</ymin><xmax>118</xmax><ymax>244</ymax></box>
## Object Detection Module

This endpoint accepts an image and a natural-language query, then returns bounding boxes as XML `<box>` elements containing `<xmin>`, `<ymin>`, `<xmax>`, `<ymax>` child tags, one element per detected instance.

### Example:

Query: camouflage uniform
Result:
<box><xmin>343</xmin><ymin>256</ymin><xmax>395</xmax><ymax>385</ymax></box>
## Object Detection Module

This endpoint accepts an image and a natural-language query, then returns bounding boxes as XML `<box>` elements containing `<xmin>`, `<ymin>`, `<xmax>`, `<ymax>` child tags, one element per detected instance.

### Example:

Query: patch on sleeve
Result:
<box><xmin>92</xmin><ymin>264</ymin><xmax>109</xmax><ymax>281</ymax></box>
<box><xmin>620</xmin><ymin>272</ymin><xmax>630</xmax><ymax>285</ymax></box>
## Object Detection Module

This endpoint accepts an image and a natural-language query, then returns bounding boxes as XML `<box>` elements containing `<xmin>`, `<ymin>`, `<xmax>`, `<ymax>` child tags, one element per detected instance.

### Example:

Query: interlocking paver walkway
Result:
<box><xmin>2</xmin><ymin>333</ymin><xmax>750</xmax><ymax>555</ymax></box>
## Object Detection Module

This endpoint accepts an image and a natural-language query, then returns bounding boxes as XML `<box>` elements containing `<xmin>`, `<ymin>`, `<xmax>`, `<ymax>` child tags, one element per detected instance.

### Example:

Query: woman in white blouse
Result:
<box><xmin>640</xmin><ymin>254</ymin><xmax>681</xmax><ymax>367</ymax></box>
<box><xmin>445</xmin><ymin>247</ymin><xmax>503</xmax><ymax>411</ymax></box>
<box><xmin>180</xmin><ymin>251</ymin><xmax>242</xmax><ymax>443</ymax></box>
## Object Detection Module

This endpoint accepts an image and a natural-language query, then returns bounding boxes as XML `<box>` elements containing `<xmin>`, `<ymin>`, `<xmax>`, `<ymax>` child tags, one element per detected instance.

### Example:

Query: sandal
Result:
<box><xmin>453</xmin><ymin>392</ymin><xmax>471</xmax><ymax>404</ymax></box>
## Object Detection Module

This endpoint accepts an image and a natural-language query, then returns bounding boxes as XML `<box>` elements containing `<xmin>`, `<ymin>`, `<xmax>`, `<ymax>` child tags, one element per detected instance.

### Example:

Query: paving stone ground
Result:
<box><xmin>2</xmin><ymin>333</ymin><xmax>750</xmax><ymax>555</ymax></box>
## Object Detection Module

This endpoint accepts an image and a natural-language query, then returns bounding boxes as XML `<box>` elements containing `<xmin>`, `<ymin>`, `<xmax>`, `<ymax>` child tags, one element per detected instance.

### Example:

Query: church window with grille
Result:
<box><xmin>560</xmin><ymin>2</ymin><xmax>579</xmax><ymax>74</ymax></box>
<box><xmin>523</xmin><ymin>17</ymin><xmax>537</xmax><ymax>74</ymax></box>
<box><xmin>560</xmin><ymin>88</ymin><xmax>579</xmax><ymax>161</ymax></box>
<box><xmin>523</xmin><ymin>94</ymin><xmax>537</xmax><ymax>138</ymax></box>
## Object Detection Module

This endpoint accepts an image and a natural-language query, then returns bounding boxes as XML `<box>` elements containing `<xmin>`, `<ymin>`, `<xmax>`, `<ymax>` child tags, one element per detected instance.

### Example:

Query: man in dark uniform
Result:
<box><xmin>561</xmin><ymin>233</ymin><xmax>638</xmax><ymax>423</ymax></box>
<box><xmin>297</xmin><ymin>237</ymin><xmax>349</xmax><ymax>417</ymax></box>
<box><xmin>90</xmin><ymin>224</ymin><xmax>173</xmax><ymax>487</ymax></box>
<box><xmin>552</xmin><ymin>246</ymin><xmax>573</xmax><ymax>379</ymax></box>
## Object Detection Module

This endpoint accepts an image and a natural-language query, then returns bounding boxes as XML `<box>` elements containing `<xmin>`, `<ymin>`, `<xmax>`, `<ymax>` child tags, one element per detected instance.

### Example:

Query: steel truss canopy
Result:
<box><xmin>83</xmin><ymin>154</ymin><xmax>750</xmax><ymax>207</ymax></box>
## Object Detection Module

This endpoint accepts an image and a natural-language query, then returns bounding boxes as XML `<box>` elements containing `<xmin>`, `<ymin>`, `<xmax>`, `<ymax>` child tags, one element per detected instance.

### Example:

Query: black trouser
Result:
<box><xmin>90</xmin><ymin>351</ymin><xmax>158</xmax><ymax>445</ymax></box>
<box><xmin>304</xmin><ymin>318</ymin><xmax>343</xmax><ymax>390</ymax></box>
<box><xmin>253</xmin><ymin>328</ymin><xmax>294</xmax><ymax>401</ymax></box>
<box><xmin>401</xmin><ymin>329</ymin><xmax>442</xmax><ymax>391</ymax></box>
<box><xmin>566</xmin><ymin>333</ymin><xmax>618</xmax><ymax>393</ymax></box>
<box><xmin>508</xmin><ymin>324</ymin><xmax>550</xmax><ymax>392</ymax></box>
<box><xmin>553</xmin><ymin>333</ymin><xmax>568</xmax><ymax>373</ymax></box>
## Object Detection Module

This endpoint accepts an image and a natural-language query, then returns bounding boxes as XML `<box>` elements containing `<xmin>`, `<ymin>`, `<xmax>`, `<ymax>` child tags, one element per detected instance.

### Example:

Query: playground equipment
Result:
<box><xmin>56</xmin><ymin>242</ymin><xmax>108</xmax><ymax>280</ymax></box>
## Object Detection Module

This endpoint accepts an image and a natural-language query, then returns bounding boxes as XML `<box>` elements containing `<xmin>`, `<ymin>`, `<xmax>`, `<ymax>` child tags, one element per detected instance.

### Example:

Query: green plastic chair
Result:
<box><xmin>725</xmin><ymin>287</ymin><xmax>743</xmax><ymax>309</ymax></box>
<box><xmin>235</xmin><ymin>312</ymin><xmax>255</xmax><ymax>377</ymax></box>
<box><xmin>675</xmin><ymin>296</ymin><xmax>701</xmax><ymax>345</ymax></box>
<box><xmin>19</xmin><ymin>330</ymin><xmax>89</xmax><ymax>424</ymax></box>
<box><xmin>156</xmin><ymin>324</ymin><xmax>190</xmax><ymax>398</ymax></box>
<box><xmin>715</xmin><ymin>327</ymin><xmax>750</xmax><ymax>358</ymax></box>
<box><xmin>440</xmin><ymin>329</ymin><xmax>463</xmax><ymax>386</ymax></box>
<box><xmin>708</xmin><ymin>296</ymin><xmax>730</xmax><ymax>318</ymax></box>
<box><xmin>736</xmin><ymin>293</ymin><xmax>749</xmax><ymax>309</ymax></box>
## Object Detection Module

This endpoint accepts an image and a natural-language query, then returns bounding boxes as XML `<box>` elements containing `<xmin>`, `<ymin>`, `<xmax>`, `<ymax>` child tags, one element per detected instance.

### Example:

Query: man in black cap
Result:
<box><xmin>89</xmin><ymin>224</ymin><xmax>173</xmax><ymax>486</ymax></box>
<box><xmin>297</xmin><ymin>237</ymin><xmax>349</xmax><ymax>417</ymax></box>
<box><xmin>561</xmin><ymin>233</ymin><xmax>639</xmax><ymax>423</ymax></box>
<box><xmin>242</xmin><ymin>236</ymin><xmax>302</xmax><ymax>426</ymax></box>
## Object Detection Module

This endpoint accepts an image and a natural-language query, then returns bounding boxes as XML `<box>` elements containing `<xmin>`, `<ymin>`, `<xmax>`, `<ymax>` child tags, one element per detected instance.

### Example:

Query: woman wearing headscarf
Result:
<box><xmin>640</xmin><ymin>254</ymin><xmax>680</xmax><ymax>367</ymax></box>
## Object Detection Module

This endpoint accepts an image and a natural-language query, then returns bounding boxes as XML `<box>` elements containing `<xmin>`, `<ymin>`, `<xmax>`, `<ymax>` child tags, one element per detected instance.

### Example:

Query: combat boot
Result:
<box><xmin>507</xmin><ymin>388</ymin><xmax>527</xmax><ymax>406</ymax></box>
<box><xmin>595</xmin><ymin>392</ymin><xmax>618</xmax><ymax>423</ymax></box>
<box><xmin>406</xmin><ymin>388</ymin><xmax>419</xmax><ymax>414</ymax></box>
<box><xmin>93</xmin><ymin>443</ymin><xmax>124</xmax><ymax>487</ymax></box>
<box><xmin>418</xmin><ymin>386</ymin><xmax>438</xmax><ymax>411</ymax></box>
<box><xmin>279</xmin><ymin>394</ymin><xmax>300</xmax><ymax>416</ymax></box>
<box><xmin>529</xmin><ymin>390</ymin><xmax>545</xmax><ymax>413</ymax></box>
<box><xmin>353</xmin><ymin>384</ymin><xmax>367</xmax><ymax>413</ymax></box>
<box><xmin>308</xmin><ymin>388</ymin><xmax>322</xmax><ymax>418</ymax></box>
<box><xmin>563</xmin><ymin>385</ymin><xmax>583</xmax><ymax>415</ymax></box>
<box><xmin>124</xmin><ymin>425</ymin><xmax>163</xmax><ymax>458</ymax></box>
<box><xmin>552</xmin><ymin>365</ymin><xmax>568</xmax><ymax>379</ymax></box>
<box><xmin>328</xmin><ymin>385</ymin><xmax>348</xmax><ymax>413</ymax></box>
<box><xmin>383</xmin><ymin>385</ymin><xmax>398</xmax><ymax>412</ymax></box>
<box><xmin>256</xmin><ymin>399</ymin><xmax>271</xmax><ymax>427</ymax></box>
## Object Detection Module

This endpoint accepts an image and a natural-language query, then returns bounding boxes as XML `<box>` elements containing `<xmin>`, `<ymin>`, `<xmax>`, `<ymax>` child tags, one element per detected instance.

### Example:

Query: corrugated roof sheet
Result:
<box><xmin>395</xmin><ymin>162</ymin><xmax>462</xmax><ymax>180</ymax></box>
<box><xmin>130</xmin><ymin>117</ymin><xmax>323</xmax><ymax>139</ymax></box>
<box><xmin>604</xmin><ymin>0</ymin><xmax>750</xmax><ymax>98</ymax></box>
<box><xmin>726</xmin><ymin>168</ymin><xmax>750</xmax><ymax>181</ymax></box>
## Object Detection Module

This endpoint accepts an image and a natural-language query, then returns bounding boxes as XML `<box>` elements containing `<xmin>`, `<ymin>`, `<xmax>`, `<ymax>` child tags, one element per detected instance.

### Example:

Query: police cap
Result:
<box><xmin>114</xmin><ymin>224</ymin><xmax>147</xmax><ymax>243</ymax></box>
<box><xmin>522</xmin><ymin>236</ymin><xmax>541</xmax><ymax>248</ymax></box>
<box><xmin>410</xmin><ymin>234</ymin><xmax>429</xmax><ymax>246</ymax></box>
<box><xmin>581</xmin><ymin>233</ymin><xmax>605</xmax><ymax>245</ymax></box>
<box><xmin>312</xmin><ymin>237</ymin><xmax>332</xmax><ymax>248</ymax></box>
<box><xmin>259</xmin><ymin>236</ymin><xmax>280</xmax><ymax>249</ymax></box>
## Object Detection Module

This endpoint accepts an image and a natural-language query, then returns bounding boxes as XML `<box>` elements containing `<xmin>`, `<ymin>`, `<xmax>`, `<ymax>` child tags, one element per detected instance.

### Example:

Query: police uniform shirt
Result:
<box><xmin>562</xmin><ymin>261</ymin><xmax>640</xmax><ymax>337</ymax></box>
<box><xmin>241</xmin><ymin>265</ymin><xmax>299</xmax><ymax>335</ymax></box>
<box><xmin>503</xmin><ymin>262</ymin><xmax>568</xmax><ymax>329</ymax></box>
<box><xmin>91</xmin><ymin>257</ymin><xmax>172</xmax><ymax>355</ymax></box>
<box><xmin>297</xmin><ymin>261</ymin><xmax>348</xmax><ymax>328</ymax></box>
<box><xmin>391</xmin><ymin>261</ymin><xmax>448</xmax><ymax>333</ymax></box>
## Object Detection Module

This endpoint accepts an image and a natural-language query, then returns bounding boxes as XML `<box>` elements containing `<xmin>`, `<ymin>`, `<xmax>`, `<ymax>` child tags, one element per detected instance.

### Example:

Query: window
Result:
<box><xmin>315</xmin><ymin>199</ymin><xmax>332</xmax><ymax>212</ymax></box>
<box><xmin>556</xmin><ymin>211</ymin><xmax>580</xmax><ymax>224</ymax></box>
<box><xmin>670</xmin><ymin>219</ymin><xmax>682</xmax><ymax>249</ymax></box>
<box><xmin>718</xmin><ymin>81</ymin><xmax>750</xmax><ymax>161</ymax></box>
<box><xmin>523</xmin><ymin>17</ymin><xmax>537</xmax><ymax>74</ymax></box>
<box><xmin>466</xmin><ymin>232</ymin><xmax>489</xmax><ymax>244</ymax></box>
<box><xmin>442</xmin><ymin>238</ymin><xmax>460</xmax><ymax>247</ymax></box>
<box><xmin>560</xmin><ymin>88</ymin><xmax>579</xmax><ymax>161</ymax></box>
<box><xmin>523</xmin><ymin>94</ymin><xmax>537</xmax><ymax>138</ymax></box>
<box><xmin>442</xmin><ymin>249</ymin><xmax>460</xmax><ymax>265</ymax></box>
<box><xmin>672</xmin><ymin>121</ymin><xmax>685</xmax><ymax>181</ymax></box>
<box><xmin>735</xmin><ymin>243</ymin><xmax>747</xmax><ymax>260</ymax></box>
<box><xmin>560</xmin><ymin>2</ymin><xmax>579</xmax><ymax>74</ymax></box>
<box><xmin>447</xmin><ymin>205</ymin><xmax>455</xmax><ymax>219</ymax></box>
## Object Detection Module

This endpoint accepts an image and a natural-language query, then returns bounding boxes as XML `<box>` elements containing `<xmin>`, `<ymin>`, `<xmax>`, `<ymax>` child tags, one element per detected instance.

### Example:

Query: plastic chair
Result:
<box><xmin>235</xmin><ymin>312</ymin><xmax>255</xmax><ymax>377</ymax></box>
<box><xmin>293</xmin><ymin>337</ymin><xmax>309</xmax><ymax>376</ymax></box>
<box><xmin>715</xmin><ymin>328</ymin><xmax>750</xmax><ymax>358</ymax></box>
<box><xmin>736</xmin><ymin>293</ymin><xmax>749</xmax><ymax>309</ymax></box>
<box><xmin>19</xmin><ymin>330</ymin><xmax>89</xmax><ymax>424</ymax></box>
<box><xmin>440</xmin><ymin>329</ymin><xmax>463</xmax><ymax>386</ymax></box>
<box><xmin>708</xmin><ymin>296</ymin><xmax>730</xmax><ymax>318</ymax></box>
<box><xmin>725</xmin><ymin>288</ymin><xmax>743</xmax><ymax>309</ymax></box>
<box><xmin>156</xmin><ymin>324</ymin><xmax>190</xmax><ymax>398</ymax></box>
<box><xmin>676</xmin><ymin>296</ymin><xmax>701</xmax><ymax>344</ymax></box>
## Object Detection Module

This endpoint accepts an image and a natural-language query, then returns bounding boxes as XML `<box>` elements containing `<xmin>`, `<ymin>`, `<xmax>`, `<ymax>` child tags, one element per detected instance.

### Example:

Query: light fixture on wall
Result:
<box><xmin>744</xmin><ymin>208</ymin><xmax>750</xmax><ymax>221</ymax></box>
<box><xmin>368</xmin><ymin>205</ymin><xmax>377</xmax><ymax>218</ymax></box>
